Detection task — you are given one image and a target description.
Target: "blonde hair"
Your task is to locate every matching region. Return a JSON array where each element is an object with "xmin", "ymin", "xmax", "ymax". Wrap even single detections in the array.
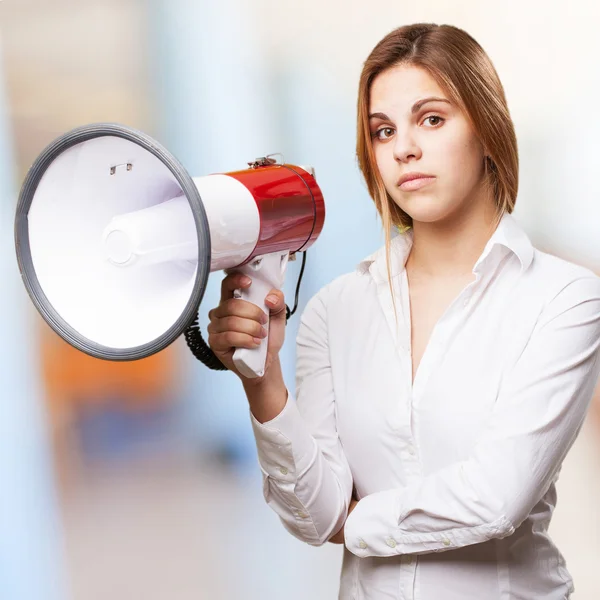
[{"xmin": 356, "ymin": 23, "xmax": 518, "ymax": 310}]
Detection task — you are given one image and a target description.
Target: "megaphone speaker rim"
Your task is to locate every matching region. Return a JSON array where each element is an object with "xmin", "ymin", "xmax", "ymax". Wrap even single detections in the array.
[{"xmin": 14, "ymin": 122, "xmax": 211, "ymax": 361}]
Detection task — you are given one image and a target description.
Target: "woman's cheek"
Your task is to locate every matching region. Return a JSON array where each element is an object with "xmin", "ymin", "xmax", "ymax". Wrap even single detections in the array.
[{"xmin": 375, "ymin": 149, "xmax": 394, "ymax": 185}]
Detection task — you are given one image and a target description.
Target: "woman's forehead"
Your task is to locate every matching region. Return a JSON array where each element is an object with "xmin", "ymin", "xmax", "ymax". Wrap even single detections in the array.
[{"xmin": 370, "ymin": 65, "xmax": 447, "ymax": 112}]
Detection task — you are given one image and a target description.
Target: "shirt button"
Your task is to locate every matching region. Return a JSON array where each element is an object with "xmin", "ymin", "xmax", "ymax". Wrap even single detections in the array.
[
  {"xmin": 358, "ymin": 539, "xmax": 368, "ymax": 549},
  {"xmin": 279, "ymin": 466, "xmax": 289, "ymax": 475},
  {"xmin": 297, "ymin": 511, "xmax": 308, "ymax": 518},
  {"xmin": 407, "ymin": 444, "xmax": 416, "ymax": 456},
  {"xmin": 405, "ymin": 555, "xmax": 413, "ymax": 565},
  {"xmin": 442, "ymin": 537, "xmax": 451, "ymax": 547},
  {"xmin": 385, "ymin": 537, "xmax": 397, "ymax": 548}
]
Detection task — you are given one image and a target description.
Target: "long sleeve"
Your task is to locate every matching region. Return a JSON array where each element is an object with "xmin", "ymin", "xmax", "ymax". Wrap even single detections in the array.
[
  {"xmin": 344, "ymin": 276, "xmax": 600, "ymax": 557},
  {"xmin": 249, "ymin": 284, "xmax": 353, "ymax": 545}
]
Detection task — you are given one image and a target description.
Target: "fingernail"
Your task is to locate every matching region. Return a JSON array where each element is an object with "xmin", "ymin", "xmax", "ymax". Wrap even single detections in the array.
[
  {"xmin": 253, "ymin": 337, "xmax": 262, "ymax": 345},
  {"xmin": 241, "ymin": 276, "xmax": 252, "ymax": 285},
  {"xmin": 266, "ymin": 294, "xmax": 278, "ymax": 305}
]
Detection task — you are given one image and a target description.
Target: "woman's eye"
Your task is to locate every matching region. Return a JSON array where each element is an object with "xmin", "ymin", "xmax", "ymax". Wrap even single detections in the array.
[
  {"xmin": 371, "ymin": 117, "xmax": 443, "ymax": 140},
  {"xmin": 373, "ymin": 127, "xmax": 394, "ymax": 140},
  {"xmin": 423, "ymin": 115, "xmax": 444, "ymax": 127}
]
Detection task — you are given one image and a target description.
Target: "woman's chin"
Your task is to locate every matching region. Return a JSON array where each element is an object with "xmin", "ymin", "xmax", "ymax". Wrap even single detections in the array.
[{"xmin": 397, "ymin": 196, "xmax": 452, "ymax": 223}]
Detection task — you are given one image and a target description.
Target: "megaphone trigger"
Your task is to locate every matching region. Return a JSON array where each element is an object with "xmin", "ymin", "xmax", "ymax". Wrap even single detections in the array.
[{"xmin": 226, "ymin": 250, "xmax": 290, "ymax": 379}]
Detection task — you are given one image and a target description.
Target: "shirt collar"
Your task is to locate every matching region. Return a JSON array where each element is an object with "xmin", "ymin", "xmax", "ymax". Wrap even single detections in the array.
[{"xmin": 356, "ymin": 212, "xmax": 534, "ymax": 281}]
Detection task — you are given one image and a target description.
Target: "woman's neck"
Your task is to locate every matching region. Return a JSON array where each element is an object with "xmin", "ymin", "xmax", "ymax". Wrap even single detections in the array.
[{"xmin": 405, "ymin": 196, "xmax": 499, "ymax": 281}]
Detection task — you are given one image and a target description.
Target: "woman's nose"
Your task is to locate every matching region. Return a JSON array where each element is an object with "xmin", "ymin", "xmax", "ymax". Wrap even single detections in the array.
[{"xmin": 393, "ymin": 131, "xmax": 422, "ymax": 163}]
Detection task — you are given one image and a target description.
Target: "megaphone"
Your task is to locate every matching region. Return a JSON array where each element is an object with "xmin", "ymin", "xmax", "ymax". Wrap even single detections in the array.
[{"xmin": 14, "ymin": 123, "xmax": 325, "ymax": 379}]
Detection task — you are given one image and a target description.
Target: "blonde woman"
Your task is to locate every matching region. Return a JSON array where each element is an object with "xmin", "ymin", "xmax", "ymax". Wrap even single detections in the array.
[{"xmin": 207, "ymin": 23, "xmax": 600, "ymax": 600}]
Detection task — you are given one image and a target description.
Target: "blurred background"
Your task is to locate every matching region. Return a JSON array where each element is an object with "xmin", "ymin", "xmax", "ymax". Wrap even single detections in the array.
[{"xmin": 1, "ymin": 1, "xmax": 600, "ymax": 599}]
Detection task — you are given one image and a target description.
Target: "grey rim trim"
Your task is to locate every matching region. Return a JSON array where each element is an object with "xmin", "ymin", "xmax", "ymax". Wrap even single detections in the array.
[{"xmin": 14, "ymin": 122, "xmax": 211, "ymax": 361}]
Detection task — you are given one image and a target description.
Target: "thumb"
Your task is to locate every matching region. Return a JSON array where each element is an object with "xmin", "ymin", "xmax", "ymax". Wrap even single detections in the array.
[{"xmin": 265, "ymin": 289, "xmax": 286, "ymax": 321}]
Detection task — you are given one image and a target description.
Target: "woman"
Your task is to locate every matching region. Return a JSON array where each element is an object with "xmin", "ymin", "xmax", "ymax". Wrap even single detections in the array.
[{"xmin": 207, "ymin": 23, "xmax": 600, "ymax": 600}]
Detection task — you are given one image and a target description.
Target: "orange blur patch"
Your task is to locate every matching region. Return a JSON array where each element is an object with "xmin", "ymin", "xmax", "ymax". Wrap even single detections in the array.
[{"xmin": 41, "ymin": 325, "xmax": 181, "ymax": 416}]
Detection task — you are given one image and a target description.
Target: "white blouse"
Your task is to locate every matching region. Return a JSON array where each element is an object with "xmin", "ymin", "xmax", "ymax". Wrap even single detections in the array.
[{"xmin": 249, "ymin": 213, "xmax": 600, "ymax": 600}]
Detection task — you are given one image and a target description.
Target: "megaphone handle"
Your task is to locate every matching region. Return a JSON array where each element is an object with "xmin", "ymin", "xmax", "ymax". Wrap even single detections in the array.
[{"xmin": 228, "ymin": 251, "xmax": 289, "ymax": 379}]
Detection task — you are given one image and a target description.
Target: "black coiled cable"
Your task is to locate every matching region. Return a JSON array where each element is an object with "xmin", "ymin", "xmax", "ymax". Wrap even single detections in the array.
[
  {"xmin": 183, "ymin": 251, "xmax": 307, "ymax": 370},
  {"xmin": 183, "ymin": 315, "xmax": 229, "ymax": 370}
]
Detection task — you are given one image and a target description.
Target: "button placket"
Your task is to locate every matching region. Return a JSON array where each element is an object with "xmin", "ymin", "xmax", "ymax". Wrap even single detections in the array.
[{"xmin": 399, "ymin": 555, "xmax": 417, "ymax": 600}]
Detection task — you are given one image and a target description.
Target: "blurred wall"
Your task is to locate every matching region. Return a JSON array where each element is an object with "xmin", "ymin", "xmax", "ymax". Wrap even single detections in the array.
[
  {"xmin": 0, "ymin": 33, "xmax": 67, "ymax": 600},
  {"xmin": 2, "ymin": 1, "xmax": 600, "ymax": 599}
]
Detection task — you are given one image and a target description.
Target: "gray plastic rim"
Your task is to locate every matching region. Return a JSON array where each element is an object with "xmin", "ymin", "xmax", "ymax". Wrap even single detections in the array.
[{"xmin": 14, "ymin": 122, "xmax": 212, "ymax": 361}]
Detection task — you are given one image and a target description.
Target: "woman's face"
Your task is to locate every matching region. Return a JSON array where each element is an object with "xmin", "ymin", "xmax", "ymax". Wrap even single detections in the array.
[{"xmin": 369, "ymin": 64, "xmax": 488, "ymax": 225}]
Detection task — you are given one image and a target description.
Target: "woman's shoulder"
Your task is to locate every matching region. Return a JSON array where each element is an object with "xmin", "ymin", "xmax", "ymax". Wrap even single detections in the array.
[
  {"xmin": 300, "ymin": 269, "xmax": 374, "ymax": 321},
  {"xmin": 315, "ymin": 267, "xmax": 374, "ymax": 299},
  {"xmin": 527, "ymin": 246, "xmax": 600, "ymax": 304},
  {"xmin": 532, "ymin": 246, "xmax": 597, "ymax": 277}
]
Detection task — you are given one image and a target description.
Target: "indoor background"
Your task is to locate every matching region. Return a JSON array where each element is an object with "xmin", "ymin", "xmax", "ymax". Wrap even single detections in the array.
[{"xmin": 1, "ymin": 1, "xmax": 600, "ymax": 599}]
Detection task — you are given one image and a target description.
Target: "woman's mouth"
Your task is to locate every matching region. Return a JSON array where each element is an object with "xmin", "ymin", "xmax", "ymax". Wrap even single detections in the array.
[{"xmin": 398, "ymin": 176, "xmax": 436, "ymax": 191}]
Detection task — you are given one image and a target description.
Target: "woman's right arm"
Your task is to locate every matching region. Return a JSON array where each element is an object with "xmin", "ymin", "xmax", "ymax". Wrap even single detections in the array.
[
  {"xmin": 208, "ymin": 273, "xmax": 354, "ymax": 546},
  {"xmin": 242, "ymin": 356, "xmax": 288, "ymax": 424}
]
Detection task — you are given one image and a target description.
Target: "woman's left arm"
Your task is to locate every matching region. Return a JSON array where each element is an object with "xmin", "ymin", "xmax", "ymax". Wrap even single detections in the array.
[{"xmin": 344, "ymin": 275, "xmax": 600, "ymax": 558}]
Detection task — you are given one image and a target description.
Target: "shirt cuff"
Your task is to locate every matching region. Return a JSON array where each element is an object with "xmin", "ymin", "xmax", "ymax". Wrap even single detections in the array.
[
  {"xmin": 344, "ymin": 489, "xmax": 402, "ymax": 557},
  {"xmin": 249, "ymin": 390, "xmax": 317, "ymax": 484}
]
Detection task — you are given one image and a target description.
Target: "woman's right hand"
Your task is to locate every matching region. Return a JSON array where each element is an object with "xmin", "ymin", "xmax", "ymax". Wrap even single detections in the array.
[{"xmin": 207, "ymin": 272, "xmax": 287, "ymax": 383}]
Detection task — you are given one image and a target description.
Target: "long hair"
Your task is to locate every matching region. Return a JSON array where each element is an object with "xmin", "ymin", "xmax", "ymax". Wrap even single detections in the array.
[{"xmin": 356, "ymin": 24, "xmax": 518, "ymax": 307}]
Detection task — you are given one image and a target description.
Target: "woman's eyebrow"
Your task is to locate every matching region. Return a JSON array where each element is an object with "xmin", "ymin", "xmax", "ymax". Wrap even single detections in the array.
[
  {"xmin": 411, "ymin": 96, "xmax": 451, "ymax": 113},
  {"xmin": 368, "ymin": 97, "xmax": 451, "ymax": 120}
]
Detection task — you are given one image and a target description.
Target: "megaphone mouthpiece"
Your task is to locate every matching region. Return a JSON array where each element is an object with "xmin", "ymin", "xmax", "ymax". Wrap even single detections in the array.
[{"xmin": 102, "ymin": 195, "xmax": 197, "ymax": 267}]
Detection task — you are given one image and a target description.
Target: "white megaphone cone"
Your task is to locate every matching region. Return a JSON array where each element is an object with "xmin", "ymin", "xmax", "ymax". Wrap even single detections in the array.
[{"xmin": 14, "ymin": 123, "xmax": 325, "ymax": 378}]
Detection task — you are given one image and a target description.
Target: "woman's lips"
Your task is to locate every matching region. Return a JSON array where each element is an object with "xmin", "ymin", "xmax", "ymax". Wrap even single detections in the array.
[{"xmin": 399, "ymin": 176, "xmax": 436, "ymax": 191}]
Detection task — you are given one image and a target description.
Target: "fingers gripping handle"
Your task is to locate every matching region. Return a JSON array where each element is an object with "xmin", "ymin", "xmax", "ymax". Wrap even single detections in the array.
[{"xmin": 229, "ymin": 251, "xmax": 289, "ymax": 379}]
